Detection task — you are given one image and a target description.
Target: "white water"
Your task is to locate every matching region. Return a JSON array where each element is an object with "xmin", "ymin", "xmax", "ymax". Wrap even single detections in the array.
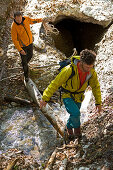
[{"xmin": 0, "ymin": 90, "xmax": 95, "ymax": 163}]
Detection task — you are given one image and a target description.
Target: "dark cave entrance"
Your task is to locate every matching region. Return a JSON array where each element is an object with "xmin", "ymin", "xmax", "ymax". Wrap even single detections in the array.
[{"xmin": 52, "ymin": 17, "xmax": 106, "ymax": 57}]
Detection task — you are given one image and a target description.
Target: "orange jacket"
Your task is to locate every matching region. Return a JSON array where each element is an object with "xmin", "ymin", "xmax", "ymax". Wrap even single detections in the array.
[{"xmin": 11, "ymin": 16, "xmax": 42, "ymax": 52}]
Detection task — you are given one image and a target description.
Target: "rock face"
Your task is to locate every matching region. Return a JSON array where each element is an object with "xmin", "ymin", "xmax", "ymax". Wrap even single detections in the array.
[
  {"xmin": 25, "ymin": 0, "xmax": 113, "ymax": 27},
  {"xmin": 96, "ymin": 23, "xmax": 113, "ymax": 101},
  {"xmin": 0, "ymin": 0, "xmax": 112, "ymax": 100},
  {"xmin": 23, "ymin": 0, "xmax": 113, "ymax": 57},
  {"xmin": 25, "ymin": 0, "xmax": 113, "ymax": 95}
]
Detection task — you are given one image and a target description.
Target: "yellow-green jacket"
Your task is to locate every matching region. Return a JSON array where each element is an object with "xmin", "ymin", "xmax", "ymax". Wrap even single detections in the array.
[
  {"xmin": 42, "ymin": 56, "xmax": 101, "ymax": 105},
  {"xmin": 11, "ymin": 16, "xmax": 42, "ymax": 52}
]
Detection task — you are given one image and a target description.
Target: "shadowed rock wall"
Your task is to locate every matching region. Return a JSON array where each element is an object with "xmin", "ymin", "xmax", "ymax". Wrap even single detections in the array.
[{"xmin": 52, "ymin": 17, "xmax": 106, "ymax": 57}]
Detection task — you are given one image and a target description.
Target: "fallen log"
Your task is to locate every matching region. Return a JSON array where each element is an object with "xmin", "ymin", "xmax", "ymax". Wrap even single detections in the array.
[
  {"xmin": 5, "ymin": 158, "xmax": 19, "ymax": 170},
  {"xmin": 45, "ymin": 148, "xmax": 57, "ymax": 170},
  {"xmin": 24, "ymin": 78, "xmax": 64, "ymax": 137},
  {"xmin": 0, "ymin": 72, "xmax": 23, "ymax": 82},
  {"xmin": 4, "ymin": 96, "xmax": 32, "ymax": 105},
  {"xmin": 29, "ymin": 63, "xmax": 59, "ymax": 69},
  {"xmin": 57, "ymin": 143, "xmax": 78, "ymax": 151}
]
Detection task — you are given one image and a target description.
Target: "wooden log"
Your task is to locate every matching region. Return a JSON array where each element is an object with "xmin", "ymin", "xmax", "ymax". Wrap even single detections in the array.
[
  {"xmin": 57, "ymin": 144, "xmax": 78, "ymax": 151},
  {"xmin": 4, "ymin": 96, "xmax": 32, "ymax": 105},
  {"xmin": 29, "ymin": 63, "xmax": 59, "ymax": 69},
  {"xmin": 5, "ymin": 158, "xmax": 18, "ymax": 170},
  {"xmin": 24, "ymin": 78, "xmax": 64, "ymax": 137},
  {"xmin": 45, "ymin": 148, "xmax": 57, "ymax": 170},
  {"xmin": 0, "ymin": 72, "xmax": 23, "ymax": 82}
]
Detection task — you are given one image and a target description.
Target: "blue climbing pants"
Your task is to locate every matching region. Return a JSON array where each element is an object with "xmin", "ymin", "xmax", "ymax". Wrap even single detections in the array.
[{"xmin": 63, "ymin": 98, "xmax": 81, "ymax": 129}]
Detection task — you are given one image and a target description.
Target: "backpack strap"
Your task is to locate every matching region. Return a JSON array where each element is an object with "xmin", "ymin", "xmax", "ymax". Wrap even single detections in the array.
[
  {"xmin": 58, "ymin": 59, "xmax": 71, "ymax": 71},
  {"xmin": 60, "ymin": 87, "xmax": 85, "ymax": 95},
  {"xmin": 65, "ymin": 65, "xmax": 75, "ymax": 89},
  {"xmin": 59, "ymin": 64, "xmax": 75, "ymax": 106}
]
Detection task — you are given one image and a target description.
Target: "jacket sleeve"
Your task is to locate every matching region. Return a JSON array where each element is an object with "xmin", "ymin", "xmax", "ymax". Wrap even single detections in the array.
[
  {"xmin": 42, "ymin": 66, "xmax": 72, "ymax": 102},
  {"xmin": 28, "ymin": 16, "xmax": 42, "ymax": 24},
  {"xmin": 89, "ymin": 71, "xmax": 102, "ymax": 105},
  {"xmin": 11, "ymin": 24, "xmax": 23, "ymax": 52}
]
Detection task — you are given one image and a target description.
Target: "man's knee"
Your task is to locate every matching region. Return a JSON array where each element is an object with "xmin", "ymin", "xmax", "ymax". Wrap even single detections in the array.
[
  {"xmin": 27, "ymin": 50, "xmax": 33, "ymax": 62},
  {"xmin": 28, "ymin": 53, "xmax": 33, "ymax": 62},
  {"xmin": 71, "ymin": 116, "xmax": 80, "ymax": 128},
  {"xmin": 70, "ymin": 108, "xmax": 80, "ymax": 117}
]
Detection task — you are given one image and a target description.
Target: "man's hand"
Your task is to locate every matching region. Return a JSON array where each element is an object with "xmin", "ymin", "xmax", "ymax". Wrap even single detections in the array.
[
  {"xmin": 96, "ymin": 105, "xmax": 101, "ymax": 113},
  {"xmin": 20, "ymin": 50, "xmax": 26, "ymax": 55},
  {"xmin": 40, "ymin": 99, "xmax": 47, "ymax": 109}
]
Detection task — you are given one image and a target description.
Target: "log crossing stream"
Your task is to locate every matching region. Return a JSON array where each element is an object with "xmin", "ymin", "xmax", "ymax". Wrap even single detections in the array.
[{"xmin": 0, "ymin": 79, "xmax": 92, "ymax": 161}]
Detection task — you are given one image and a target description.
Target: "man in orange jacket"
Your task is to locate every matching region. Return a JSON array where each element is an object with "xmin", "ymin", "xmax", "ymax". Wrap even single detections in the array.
[{"xmin": 11, "ymin": 11, "xmax": 43, "ymax": 82}]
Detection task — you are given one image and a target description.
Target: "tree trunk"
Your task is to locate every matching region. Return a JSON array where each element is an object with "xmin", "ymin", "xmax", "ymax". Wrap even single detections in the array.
[
  {"xmin": 45, "ymin": 148, "xmax": 57, "ymax": 170},
  {"xmin": 24, "ymin": 78, "xmax": 64, "ymax": 137},
  {"xmin": 6, "ymin": 158, "xmax": 18, "ymax": 170},
  {"xmin": 4, "ymin": 96, "xmax": 32, "ymax": 105}
]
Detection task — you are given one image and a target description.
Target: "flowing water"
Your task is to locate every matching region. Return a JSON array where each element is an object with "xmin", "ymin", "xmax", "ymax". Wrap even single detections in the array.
[
  {"xmin": 0, "ymin": 106, "xmax": 60, "ymax": 160},
  {"xmin": 0, "ymin": 91, "xmax": 92, "ymax": 161}
]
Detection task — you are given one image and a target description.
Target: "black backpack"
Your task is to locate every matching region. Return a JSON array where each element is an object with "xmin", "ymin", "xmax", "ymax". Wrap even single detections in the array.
[{"xmin": 58, "ymin": 59, "xmax": 75, "ymax": 88}]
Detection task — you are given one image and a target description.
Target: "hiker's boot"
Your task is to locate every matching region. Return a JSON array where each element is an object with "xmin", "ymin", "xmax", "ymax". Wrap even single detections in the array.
[
  {"xmin": 64, "ymin": 127, "xmax": 74, "ymax": 143},
  {"xmin": 74, "ymin": 127, "xmax": 82, "ymax": 140},
  {"xmin": 25, "ymin": 77, "xmax": 29, "ymax": 83},
  {"xmin": 67, "ymin": 128, "xmax": 74, "ymax": 140}
]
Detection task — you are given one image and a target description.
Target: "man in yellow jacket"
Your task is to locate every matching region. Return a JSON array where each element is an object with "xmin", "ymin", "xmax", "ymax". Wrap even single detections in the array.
[
  {"xmin": 11, "ymin": 11, "xmax": 43, "ymax": 82},
  {"xmin": 40, "ymin": 49, "xmax": 102, "ymax": 141}
]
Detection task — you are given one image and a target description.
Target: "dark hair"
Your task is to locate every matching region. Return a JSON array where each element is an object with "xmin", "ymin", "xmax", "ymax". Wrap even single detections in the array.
[
  {"xmin": 80, "ymin": 49, "xmax": 96, "ymax": 65},
  {"xmin": 14, "ymin": 11, "xmax": 22, "ymax": 18}
]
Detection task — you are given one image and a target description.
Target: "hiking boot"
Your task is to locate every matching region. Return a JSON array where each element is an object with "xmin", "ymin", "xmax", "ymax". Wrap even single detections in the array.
[
  {"xmin": 25, "ymin": 77, "xmax": 29, "ymax": 82},
  {"xmin": 64, "ymin": 126, "xmax": 74, "ymax": 144},
  {"xmin": 74, "ymin": 127, "xmax": 82, "ymax": 139},
  {"xmin": 66, "ymin": 127, "xmax": 73, "ymax": 136}
]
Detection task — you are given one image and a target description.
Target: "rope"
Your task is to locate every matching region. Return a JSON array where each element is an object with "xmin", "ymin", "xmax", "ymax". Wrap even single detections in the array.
[{"xmin": 43, "ymin": 21, "xmax": 59, "ymax": 36}]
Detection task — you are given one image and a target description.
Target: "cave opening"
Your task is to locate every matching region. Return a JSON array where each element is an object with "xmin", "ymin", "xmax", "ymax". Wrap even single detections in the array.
[{"xmin": 52, "ymin": 17, "xmax": 106, "ymax": 57}]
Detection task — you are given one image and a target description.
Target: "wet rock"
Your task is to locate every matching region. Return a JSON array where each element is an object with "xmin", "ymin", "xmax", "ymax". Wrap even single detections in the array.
[{"xmin": 33, "ymin": 37, "xmax": 45, "ymax": 50}]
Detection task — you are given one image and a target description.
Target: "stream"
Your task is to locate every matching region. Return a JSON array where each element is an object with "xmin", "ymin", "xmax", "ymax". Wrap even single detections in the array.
[{"xmin": 0, "ymin": 91, "xmax": 92, "ymax": 161}]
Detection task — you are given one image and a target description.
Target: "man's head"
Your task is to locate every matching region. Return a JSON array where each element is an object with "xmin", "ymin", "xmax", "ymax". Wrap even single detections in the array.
[
  {"xmin": 80, "ymin": 49, "xmax": 96, "ymax": 72},
  {"xmin": 14, "ymin": 11, "xmax": 22, "ymax": 24}
]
